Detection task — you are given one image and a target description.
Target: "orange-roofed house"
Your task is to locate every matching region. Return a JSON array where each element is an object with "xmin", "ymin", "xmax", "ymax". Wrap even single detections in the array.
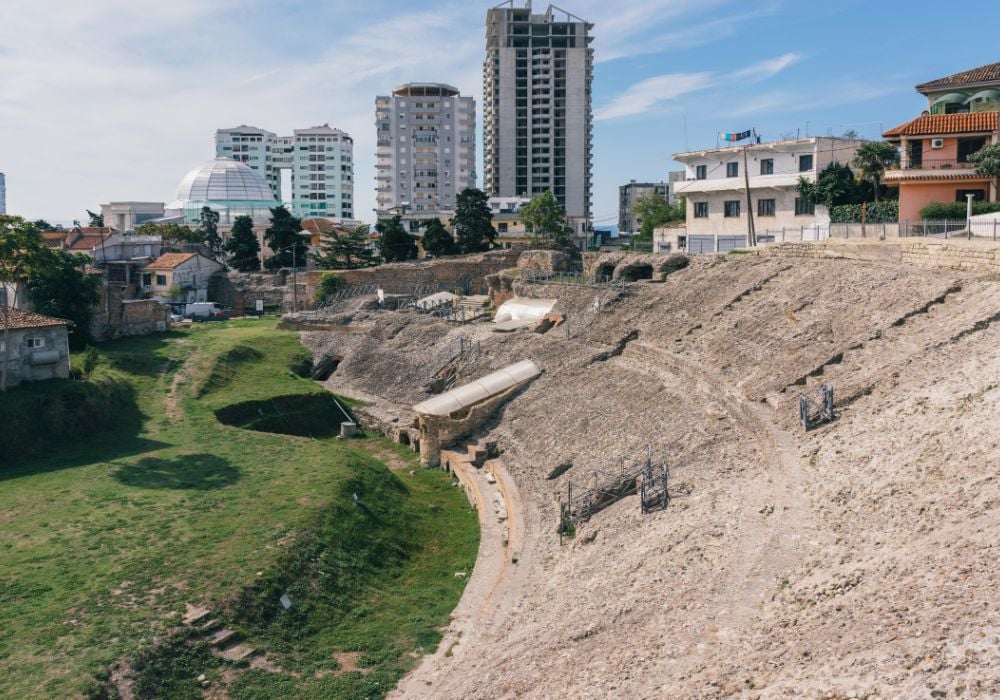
[
  {"xmin": 883, "ymin": 61, "xmax": 1000, "ymax": 222},
  {"xmin": 141, "ymin": 252, "xmax": 223, "ymax": 302}
]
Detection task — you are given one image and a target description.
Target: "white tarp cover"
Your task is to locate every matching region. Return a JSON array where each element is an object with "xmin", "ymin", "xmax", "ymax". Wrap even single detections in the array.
[
  {"xmin": 494, "ymin": 297, "xmax": 556, "ymax": 327},
  {"xmin": 412, "ymin": 359, "xmax": 542, "ymax": 417},
  {"xmin": 416, "ymin": 291, "xmax": 456, "ymax": 310}
]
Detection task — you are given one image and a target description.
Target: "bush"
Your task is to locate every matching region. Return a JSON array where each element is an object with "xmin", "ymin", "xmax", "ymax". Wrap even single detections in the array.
[
  {"xmin": 918, "ymin": 201, "xmax": 1000, "ymax": 220},
  {"xmin": 81, "ymin": 346, "xmax": 100, "ymax": 376},
  {"xmin": 829, "ymin": 202, "xmax": 899, "ymax": 223},
  {"xmin": 315, "ymin": 272, "xmax": 346, "ymax": 303}
]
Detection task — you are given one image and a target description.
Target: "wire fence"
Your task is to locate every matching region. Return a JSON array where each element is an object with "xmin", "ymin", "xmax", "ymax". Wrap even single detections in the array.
[{"xmin": 522, "ymin": 268, "xmax": 630, "ymax": 289}]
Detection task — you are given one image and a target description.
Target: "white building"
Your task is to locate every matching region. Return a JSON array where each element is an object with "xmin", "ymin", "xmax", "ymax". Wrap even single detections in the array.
[
  {"xmin": 215, "ymin": 124, "xmax": 354, "ymax": 220},
  {"xmin": 672, "ymin": 137, "xmax": 867, "ymax": 250},
  {"xmin": 375, "ymin": 83, "xmax": 476, "ymax": 224},
  {"xmin": 100, "ymin": 202, "xmax": 165, "ymax": 232},
  {"xmin": 484, "ymin": 2, "xmax": 594, "ymax": 239}
]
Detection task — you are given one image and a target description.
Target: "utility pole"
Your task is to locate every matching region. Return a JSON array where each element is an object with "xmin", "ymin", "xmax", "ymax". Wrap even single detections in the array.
[{"xmin": 742, "ymin": 145, "xmax": 756, "ymax": 246}]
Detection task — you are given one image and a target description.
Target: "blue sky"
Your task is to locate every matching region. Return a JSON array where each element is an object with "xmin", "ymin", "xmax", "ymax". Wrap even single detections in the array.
[{"xmin": 1, "ymin": 0, "xmax": 999, "ymax": 227}]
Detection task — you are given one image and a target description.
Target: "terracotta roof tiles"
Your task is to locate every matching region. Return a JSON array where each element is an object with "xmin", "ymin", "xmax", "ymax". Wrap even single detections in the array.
[
  {"xmin": 883, "ymin": 112, "xmax": 999, "ymax": 137},
  {"xmin": 144, "ymin": 253, "xmax": 196, "ymax": 270},
  {"xmin": 917, "ymin": 61, "xmax": 1000, "ymax": 91},
  {"xmin": 2, "ymin": 308, "xmax": 69, "ymax": 331}
]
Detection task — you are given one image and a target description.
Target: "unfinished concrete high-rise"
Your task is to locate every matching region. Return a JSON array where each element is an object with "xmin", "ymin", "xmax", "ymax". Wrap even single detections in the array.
[{"xmin": 484, "ymin": 1, "xmax": 594, "ymax": 238}]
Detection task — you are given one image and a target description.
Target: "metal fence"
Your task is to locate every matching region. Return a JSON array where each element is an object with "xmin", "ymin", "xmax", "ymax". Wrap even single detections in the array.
[
  {"xmin": 522, "ymin": 268, "xmax": 630, "ymax": 289},
  {"xmin": 559, "ymin": 445, "xmax": 669, "ymax": 541},
  {"xmin": 799, "ymin": 383, "xmax": 835, "ymax": 431}
]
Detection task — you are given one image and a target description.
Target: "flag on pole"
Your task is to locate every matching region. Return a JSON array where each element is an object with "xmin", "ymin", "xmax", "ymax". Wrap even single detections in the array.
[{"xmin": 720, "ymin": 129, "xmax": 752, "ymax": 143}]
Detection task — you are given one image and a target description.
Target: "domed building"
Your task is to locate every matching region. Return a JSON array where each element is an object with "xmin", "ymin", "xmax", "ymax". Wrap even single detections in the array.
[{"xmin": 165, "ymin": 157, "xmax": 277, "ymax": 225}]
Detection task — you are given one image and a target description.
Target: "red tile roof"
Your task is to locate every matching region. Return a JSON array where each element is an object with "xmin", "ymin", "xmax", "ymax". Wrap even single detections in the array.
[
  {"xmin": 144, "ymin": 253, "xmax": 196, "ymax": 270},
  {"xmin": 66, "ymin": 235, "xmax": 110, "ymax": 251},
  {"xmin": 917, "ymin": 61, "xmax": 1000, "ymax": 91},
  {"xmin": 2, "ymin": 308, "xmax": 68, "ymax": 331},
  {"xmin": 883, "ymin": 112, "xmax": 999, "ymax": 137}
]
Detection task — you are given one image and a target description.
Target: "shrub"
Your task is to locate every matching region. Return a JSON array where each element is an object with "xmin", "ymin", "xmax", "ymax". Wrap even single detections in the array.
[
  {"xmin": 829, "ymin": 201, "xmax": 899, "ymax": 223},
  {"xmin": 315, "ymin": 272, "xmax": 346, "ymax": 303},
  {"xmin": 918, "ymin": 201, "xmax": 1000, "ymax": 220}
]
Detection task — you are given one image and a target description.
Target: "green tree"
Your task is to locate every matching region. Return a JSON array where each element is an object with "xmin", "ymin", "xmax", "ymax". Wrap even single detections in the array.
[
  {"xmin": 86, "ymin": 209, "xmax": 104, "ymax": 227},
  {"xmin": 32, "ymin": 219, "xmax": 54, "ymax": 231},
  {"xmin": 451, "ymin": 188, "xmax": 496, "ymax": 253},
  {"xmin": 263, "ymin": 206, "xmax": 306, "ymax": 270},
  {"xmin": 198, "ymin": 206, "xmax": 222, "ymax": 259},
  {"xmin": 420, "ymin": 218, "xmax": 455, "ymax": 257},
  {"xmin": 26, "ymin": 249, "xmax": 101, "ymax": 350},
  {"xmin": 224, "ymin": 215, "xmax": 261, "ymax": 272},
  {"xmin": 376, "ymin": 216, "xmax": 418, "ymax": 263},
  {"xmin": 313, "ymin": 225, "xmax": 374, "ymax": 269},
  {"xmin": 315, "ymin": 272, "xmax": 346, "ymax": 304},
  {"xmin": 797, "ymin": 162, "xmax": 862, "ymax": 209},
  {"xmin": 136, "ymin": 221, "xmax": 202, "ymax": 244},
  {"xmin": 521, "ymin": 190, "xmax": 574, "ymax": 250},
  {"xmin": 632, "ymin": 191, "xmax": 685, "ymax": 239},
  {"xmin": 969, "ymin": 143, "xmax": 1000, "ymax": 202},
  {"xmin": 852, "ymin": 142, "xmax": 899, "ymax": 203},
  {"xmin": 0, "ymin": 216, "xmax": 48, "ymax": 391}
]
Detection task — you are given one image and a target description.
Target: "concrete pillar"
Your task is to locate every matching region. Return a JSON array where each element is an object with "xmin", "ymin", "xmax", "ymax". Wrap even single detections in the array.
[{"xmin": 419, "ymin": 416, "xmax": 441, "ymax": 468}]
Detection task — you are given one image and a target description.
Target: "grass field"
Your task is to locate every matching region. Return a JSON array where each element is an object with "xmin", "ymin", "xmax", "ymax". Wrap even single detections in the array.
[{"xmin": 0, "ymin": 319, "xmax": 479, "ymax": 698}]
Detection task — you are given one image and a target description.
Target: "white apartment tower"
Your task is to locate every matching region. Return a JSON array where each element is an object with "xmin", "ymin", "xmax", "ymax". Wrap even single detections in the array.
[
  {"xmin": 215, "ymin": 124, "xmax": 354, "ymax": 220},
  {"xmin": 375, "ymin": 84, "xmax": 476, "ymax": 219},
  {"xmin": 484, "ymin": 1, "xmax": 594, "ymax": 233}
]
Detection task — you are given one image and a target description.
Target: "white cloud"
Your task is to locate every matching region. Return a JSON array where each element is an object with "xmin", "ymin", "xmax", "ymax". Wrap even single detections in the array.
[
  {"xmin": 732, "ymin": 52, "xmax": 801, "ymax": 82},
  {"xmin": 595, "ymin": 72, "xmax": 713, "ymax": 120}
]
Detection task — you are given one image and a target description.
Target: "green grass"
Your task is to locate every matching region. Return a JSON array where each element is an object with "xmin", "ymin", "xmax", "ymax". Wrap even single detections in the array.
[{"xmin": 0, "ymin": 318, "xmax": 478, "ymax": 698}]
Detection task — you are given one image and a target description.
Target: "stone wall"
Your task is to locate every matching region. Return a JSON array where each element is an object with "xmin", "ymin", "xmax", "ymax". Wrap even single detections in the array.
[
  {"xmin": 582, "ymin": 252, "xmax": 690, "ymax": 281},
  {"xmin": 306, "ymin": 250, "xmax": 522, "ymax": 296},
  {"xmin": 516, "ymin": 250, "xmax": 571, "ymax": 272},
  {"xmin": 91, "ymin": 287, "xmax": 171, "ymax": 341},
  {"xmin": 210, "ymin": 271, "xmax": 295, "ymax": 314},
  {"xmin": 755, "ymin": 238, "xmax": 1000, "ymax": 274}
]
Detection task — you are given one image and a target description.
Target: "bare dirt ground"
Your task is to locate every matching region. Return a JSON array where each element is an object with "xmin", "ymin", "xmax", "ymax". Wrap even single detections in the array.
[{"xmin": 301, "ymin": 255, "xmax": 1000, "ymax": 699}]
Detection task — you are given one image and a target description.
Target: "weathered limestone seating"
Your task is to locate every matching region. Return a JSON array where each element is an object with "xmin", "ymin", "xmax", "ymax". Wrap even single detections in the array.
[{"xmin": 755, "ymin": 238, "xmax": 1000, "ymax": 275}]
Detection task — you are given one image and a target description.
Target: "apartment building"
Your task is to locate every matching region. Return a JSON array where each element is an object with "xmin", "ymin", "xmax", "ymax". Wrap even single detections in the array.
[
  {"xmin": 672, "ymin": 137, "xmax": 867, "ymax": 241},
  {"xmin": 618, "ymin": 181, "xmax": 667, "ymax": 235},
  {"xmin": 0, "ymin": 172, "xmax": 5, "ymax": 214},
  {"xmin": 484, "ymin": 1, "xmax": 593, "ymax": 238},
  {"xmin": 215, "ymin": 124, "xmax": 354, "ymax": 220},
  {"xmin": 375, "ymin": 83, "xmax": 476, "ymax": 227}
]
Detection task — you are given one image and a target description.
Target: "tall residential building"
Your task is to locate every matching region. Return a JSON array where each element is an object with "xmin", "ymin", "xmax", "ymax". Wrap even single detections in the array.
[
  {"xmin": 0, "ymin": 172, "xmax": 6, "ymax": 215},
  {"xmin": 618, "ymin": 181, "xmax": 667, "ymax": 235},
  {"xmin": 484, "ymin": 1, "xmax": 594, "ymax": 236},
  {"xmin": 375, "ymin": 83, "xmax": 476, "ymax": 223},
  {"xmin": 215, "ymin": 124, "xmax": 354, "ymax": 220}
]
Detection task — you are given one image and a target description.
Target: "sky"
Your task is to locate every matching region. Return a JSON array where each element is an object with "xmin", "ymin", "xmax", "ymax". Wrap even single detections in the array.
[{"xmin": 2, "ymin": 0, "xmax": 999, "ymax": 228}]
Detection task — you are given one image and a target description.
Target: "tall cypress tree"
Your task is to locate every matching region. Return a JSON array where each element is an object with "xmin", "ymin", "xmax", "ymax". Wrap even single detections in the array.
[
  {"xmin": 452, "ymin": 188, "xmax": 497, "ymax": 253},
  {"xmin": 263, "ymin": 206, "xmax": 306, "ymax": 270},
  {"xmin": 376, "ymin": 216, "xmax": 418, "ymax": 263},
  {"xmin": 199, "ymin": 206, "xmax": 222, "ymax": 259},
  {"xmin": 313, "ymin": 225, "xmax": 375, "ymax": 269},
  {"xmin": 224, "ymin": 215, "xmax": 261, "ymax": 272}
]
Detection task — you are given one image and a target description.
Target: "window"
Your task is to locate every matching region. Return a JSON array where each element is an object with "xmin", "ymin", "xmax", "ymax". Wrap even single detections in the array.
[
  {"xmin": 156, "ymin": 274, "xmax": 167, "ymax": 286},
  {"xmin": 693, "ymin": 202, "xmax": 709, "ymax": 218},
  {"xmin": 498, "ymin": 222, "xmax": 509, "ymax": 233},
  {"xmin": 955, "ymin": 189, "xmax": 986, "ymax": 202},
  {"xmin": 798, "ymin": 154, "xmax": 814, "ymax": 172},
  {"xmin": 957, "ymin": 137, "xmax": 987, "ymax": 163},
  {"xmin": 26, "ymin": 337, "xmax": 45, "ymax": 349},
  {"xmin": 794, "ymin": 197, "xmax": 815, "ymax": 215},
  {"xmin": 760, "ymin": 158, "xmax": 774, "ymax": 175},
  {"xmin": 726, "ymin": 162, "xmax": 739, "ymax": 178},
  {"xmin": 724, "ymin": 201, "xmax": 741, "ymax": 217},
  {"xmin": 757, "ymin": 199, "xmax": 776, "ymax": 216},
  {"xmin": 695, "ymin": 165, "xmax": 707, "ymax": 180}
]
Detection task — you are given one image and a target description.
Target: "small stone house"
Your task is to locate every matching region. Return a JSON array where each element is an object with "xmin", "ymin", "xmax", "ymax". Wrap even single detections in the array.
[
  {"xmin": 1, "ymin": 309, "xmax": 71, "ymax": 387},
  {"xmin": 142, "ymin": 252, "xmax": 224, "ymax": 303}
]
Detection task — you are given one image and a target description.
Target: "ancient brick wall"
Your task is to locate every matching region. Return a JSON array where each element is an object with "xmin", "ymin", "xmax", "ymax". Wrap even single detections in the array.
[
  {"xmin": 91, "ymin": 288, "xmax": 171, "ymax": 341},
  {"xmin": 756, "ymin": 239, "xmax": 1000, "ymax": 274}
]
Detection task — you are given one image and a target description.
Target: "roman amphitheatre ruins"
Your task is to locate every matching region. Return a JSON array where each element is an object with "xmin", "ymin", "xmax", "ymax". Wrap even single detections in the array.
[{"xmin": 287, "ymin": 238, "xmax": 1000, "ymax": 699}]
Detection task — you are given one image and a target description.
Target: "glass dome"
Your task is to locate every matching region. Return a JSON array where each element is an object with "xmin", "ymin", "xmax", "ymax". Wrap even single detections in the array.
[{"xmin": 170, "ymin": 157, "xmax": 275, "ymax": 206}]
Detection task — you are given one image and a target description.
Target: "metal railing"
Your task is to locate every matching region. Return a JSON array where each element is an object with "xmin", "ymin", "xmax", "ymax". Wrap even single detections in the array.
[
  {"xmin": 899, "ymin": 157, "xmax": 977, "ymax": 171},
  {"xmin": 799, "ymin": 383, "xmax": 835, "ymax": 431},
  {"xmin": 559, "ymin": 445, "xmax": 669, "ymax": 541},
  {"xmin": 315, "ymin": 283, "xmax": 378, "ymax": 310}
]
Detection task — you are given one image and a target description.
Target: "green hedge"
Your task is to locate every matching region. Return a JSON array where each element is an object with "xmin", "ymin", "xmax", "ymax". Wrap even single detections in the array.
[
  {"xmin": 918, "ymin": 201, "xmax": 1000, "ymax": 220},
  {"xmin": 0, "ymin": 376, "xmax": 137, "ymax": 467},
  {"xmin": 830, "ymin": 202, "xmax": 899, "ymax": 223}
]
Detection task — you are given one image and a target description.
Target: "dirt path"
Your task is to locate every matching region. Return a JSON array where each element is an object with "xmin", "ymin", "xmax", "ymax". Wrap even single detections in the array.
[
  {"xmin": 390, "ymin": 454, "xmax": 538, "ymax": 698},
  {"xmin": 621, "ymin": 342, "xmax": 819, "ymax": 647}
]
